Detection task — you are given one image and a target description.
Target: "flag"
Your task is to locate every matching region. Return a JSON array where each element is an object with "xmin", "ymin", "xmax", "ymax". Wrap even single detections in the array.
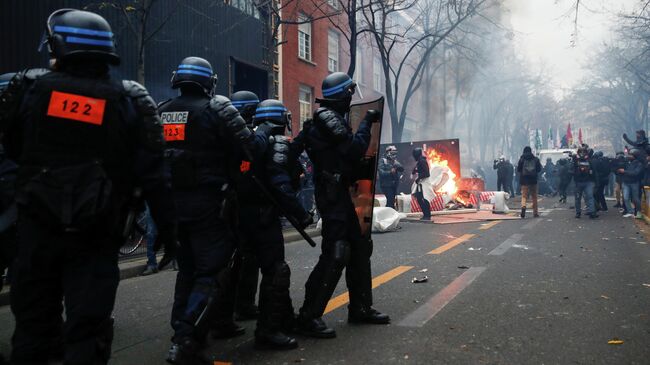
[
  {"xmin": 578, "ymin": 128, "xmax": 583, "ymax": 145},
  {"xmin": 547, "ymin": 126, "xmax": 553, "ymax": 149},
  {"xmin": 567, "ymin": 123, "xmax": 573, "ymax": 146},
  {"xmin": 535, "ymin": 129, "xmax": 542, "ymax": 150},
  {"xmin": 556, "ymin": 128, "xmax": 561, "ymax": 148}
]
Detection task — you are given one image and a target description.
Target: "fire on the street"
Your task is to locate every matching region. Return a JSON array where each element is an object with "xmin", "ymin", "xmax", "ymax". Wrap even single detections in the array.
[{"xmin": 424, "ymin": 148, "xmax": 458, "ymax": 196}]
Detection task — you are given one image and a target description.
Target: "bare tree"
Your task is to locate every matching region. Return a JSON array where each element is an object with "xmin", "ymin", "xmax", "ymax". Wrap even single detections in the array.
[
  {"xmin": 361, "ymin": 0, "xmax": 490, "ymax": 143},
  {"xmin": 85, "ymin": 0, "xmax": 179, "ymax": 85}
]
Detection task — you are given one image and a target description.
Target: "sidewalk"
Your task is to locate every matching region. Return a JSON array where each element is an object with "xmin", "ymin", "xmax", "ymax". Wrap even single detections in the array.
[{"xmin": 0, "ymin": 227, "xmax": 320, "ymax": 307}]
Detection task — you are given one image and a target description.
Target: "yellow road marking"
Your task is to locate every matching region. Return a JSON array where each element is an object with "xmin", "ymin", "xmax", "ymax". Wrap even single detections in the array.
[
  {"xmin": 214, "ymin": 362, "xmax": 232, "ymax": 365},
  {"xmin": 479, "ymin": 220, "xmax": 501, "ymax": 230},
  {"xmin": 323, "ymin": 265, "xmax": 414, "ymax": 314},
  {"xmin": 428, "ymin": 233, "xmax": 476, "ymax": 255}
]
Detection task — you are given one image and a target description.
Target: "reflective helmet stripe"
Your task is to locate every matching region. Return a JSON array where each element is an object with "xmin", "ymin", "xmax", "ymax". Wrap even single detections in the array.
[
  {"xmin": 53, "ymin": 25, "xmax": 113, "ymax": 38},
  {"xmin": 254, "ymin": 112, "xmax": 284, "ymax": 118},
  {"xmin": 322, "ymin": 78, "xmax": 353, "ymax": 96},
  {"xmin": 176, "ymin": 69, "xmax": 212, "ymax": 78},
  {"xmin": 178, "ymin": 64, "xmax": 213, "ymax": 73},
  {"xmin": 255, "ymin": 106, "xmax": 286, "ymax": 112},
  {"xmin": 65, "ymin": 36, "xmax": 114, "ymax": 47}
]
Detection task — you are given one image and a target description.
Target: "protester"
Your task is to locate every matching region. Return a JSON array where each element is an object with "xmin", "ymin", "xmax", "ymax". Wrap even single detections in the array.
[
  {"xmin": 493, "ymin": 156, "xmax": 508, "ymax": 192},
  {"xmin": 504, "ymin": 158, "xmax": 515, "ymax": 196},
  {"xmin": 516, "ymin": 146, "xmax": 542, "ymax": 218},
  {"xmin": 572, "ymin": 146, "xmax": 598, "ymax": 219},
  {"xmin": 557, "ymin": 158, "xmax": 572, "ymax": 203},
  {"xmin": 591, "ymin": 151, "xmax": 610, "ymax": 212},
  {"xmin": 541, "ymin": 158, "xmax": 557, "ymax": 196},
  {"xmin": 141, "ymin": 205, "xmax": 159, "ymax": 276},
  {"xmin": 617, "ymin": 148, "xmax": 644, "ymax": 218},
  {"xmin": 412, "ymin": 147, "xmax": 432, "ymax": 220},
  {"xmin": 612, "ymin": 151, "xmax": 626, "ymax": 208},
  {"xmin": 378, "ymin": 146, "xmax": 404, "ymax": 209}
]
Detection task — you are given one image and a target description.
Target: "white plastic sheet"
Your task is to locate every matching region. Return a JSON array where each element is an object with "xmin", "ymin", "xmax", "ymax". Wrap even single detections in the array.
[{"xmin": 372, "ymin": 207, "xmax": 405, "ymax": 232}]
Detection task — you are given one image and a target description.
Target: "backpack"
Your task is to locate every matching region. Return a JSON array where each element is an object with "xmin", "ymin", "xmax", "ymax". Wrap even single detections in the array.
[{"xmin": 522, "ymin": 158, "xmax": 537, "ymax": 177}]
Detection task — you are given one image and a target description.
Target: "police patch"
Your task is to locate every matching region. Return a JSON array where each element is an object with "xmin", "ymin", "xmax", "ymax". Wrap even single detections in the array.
[{"xmin": 160, "ymin": 111, "xmax": 188, "ymax": 141}]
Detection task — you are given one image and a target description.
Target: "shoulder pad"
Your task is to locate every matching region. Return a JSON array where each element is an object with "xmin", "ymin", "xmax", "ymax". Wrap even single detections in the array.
[
  {"xmin": 314, "ymin": 107, "xmax": 347, "ymax": 139},
  {"xmin": 209, "ymin": 95, "xmax": 233, "ymax": 113},
  {"xmin": 122, "ymin": 80, "xmax": 157, "ymax": 115}
]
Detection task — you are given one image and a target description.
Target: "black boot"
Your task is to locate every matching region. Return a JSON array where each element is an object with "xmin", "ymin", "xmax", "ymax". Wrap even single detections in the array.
[
  {"xmin": 210, "ymin": 320, "xmax": 246, "ymax": 339},
  {"xmin": 295, "ymin": 315, "xmax": 336, "ymax": 338},
  {"xmin": 254, "ymin": 327, "xmax": 298, "ymax": 350},
  {"xmin": 520, "ymin": 207, "xmax": 526, "ymax": 218},
  {"xmin": 348, "ymin": 307, "xmax": 390, "ymax": 324},
  {"xmin": 166, "ymin": 338, "xmax": 210, "ymax": 365}
]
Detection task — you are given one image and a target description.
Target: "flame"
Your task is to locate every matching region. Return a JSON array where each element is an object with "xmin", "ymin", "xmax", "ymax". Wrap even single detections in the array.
[{"xmin": 424, "ymin": 148, "xmax": 458, "ymax": 195}]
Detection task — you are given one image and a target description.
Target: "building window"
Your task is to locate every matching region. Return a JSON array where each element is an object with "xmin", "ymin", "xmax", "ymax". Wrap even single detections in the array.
[
  {"xmin": 353, "ymin": 46, "xmax": 363, "ymax": 83},
  {"xmin": 298, "ymin": 15, "xmax": 312, "ymax": 61},
  {"xmin": 229, "ymin": 0, "xmax": 260, "ymax": 19},
  {"xmin": 327, "ymin": 0, "xmax": 339, "ymax": 10},
  {"xmin": 373, "ymin": 57, "xmax": 382, "ymax": 91},
  {"xmin": 328, "ymin": 30, "xmax": 339, "ymax": 72},
  {"xmin": 299, "ymin": 85, "xmax": 313, "ymax": 127}
]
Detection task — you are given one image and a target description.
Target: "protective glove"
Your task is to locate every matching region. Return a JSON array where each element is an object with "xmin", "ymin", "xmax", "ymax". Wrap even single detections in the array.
[
  {"xmin": 364, "ymin": 109, "xmax": 381, "ymax": 124},
  {"xmin": 154, "ymin": 222, "xmax": 179, "ymax": 270}
]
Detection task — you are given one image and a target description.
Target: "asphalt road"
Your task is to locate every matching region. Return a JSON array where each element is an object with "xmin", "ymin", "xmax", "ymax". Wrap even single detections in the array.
[{"xmin": 1, "ymin": 198, "xmax": 649, "ymax": 364}]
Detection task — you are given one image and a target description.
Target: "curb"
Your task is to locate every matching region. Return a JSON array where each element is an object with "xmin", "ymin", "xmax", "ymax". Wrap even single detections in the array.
[{"xmin": 0, "ymin": 228, "xmax": 320, "ymax": 307}]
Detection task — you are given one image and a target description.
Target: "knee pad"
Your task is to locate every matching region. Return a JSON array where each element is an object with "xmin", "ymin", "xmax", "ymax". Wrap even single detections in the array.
[{"xmin": 331, "ymin": 240, "xmax": 350, "ymax": 266}]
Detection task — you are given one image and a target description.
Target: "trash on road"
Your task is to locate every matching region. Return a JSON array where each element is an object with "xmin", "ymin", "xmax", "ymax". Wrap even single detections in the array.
[
  {"xmin": 607, "ymin": 338, "xmax": 624, "ymax": 345},
  {"xmin": 642, "ymin": 283, "xmax": 650, "ymax": 288},
  {"xmin": 412, "ymin": 276, "xmax": 428, "ymax": 283},
  {"xmin": 600, "ymin": 295, "xmax": 610, "ymax": 300},
  {"xmin": 468, "ymin": 247, "xmax": 482, "ymax": 251},
  {"xmin": 602, "ymin": 238, "xmax": 610, "ymax": 241},
  {"xmin": 457, "ymin": 265, "xmax": 470, "ymax": 269},
  {"xmin": 418, "ymin": 268, "xmax": 428, "ymax": 273}
]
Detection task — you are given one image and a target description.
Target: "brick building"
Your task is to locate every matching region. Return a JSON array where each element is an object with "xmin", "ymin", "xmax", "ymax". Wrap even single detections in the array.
[{"xmin": 279, "ymin": 0, "xmax": 351, "ymax": 135}]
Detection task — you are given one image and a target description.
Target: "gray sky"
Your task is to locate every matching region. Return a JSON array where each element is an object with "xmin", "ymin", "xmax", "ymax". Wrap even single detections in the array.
[{"xmin": 505, "ymin": 0, "xmax": 639, "ymax": 99}]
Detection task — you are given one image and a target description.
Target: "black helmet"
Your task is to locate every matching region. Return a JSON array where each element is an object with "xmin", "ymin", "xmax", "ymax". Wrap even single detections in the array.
[
  {"xmin": 320, "ymin": 72, "xmax": 356, "ymax": 101},
  {"xmin": 0, "ymin": 73, "xmax": 16, "ymax": 92},
  {"xmin": 171, "ymin": 57, "xmax": 217, "ymax": 95},
  {"xmin": 594, "ymin": 151, "xmax": 603, "ymax": 158},
  {"xmin": 44, "ymin": 9, "xmax": 119, "ymax": 65},
  {"xmin": 412, "ymin": 147, "xmax": 423, "ymax": 160},
  {"xmin": 230, "ymin": 90, "xmax": 259, "ymax": 125},
  {"xmin": 629, "ymin": 148, "xmax": 642, "ymax": 159},
  {"xmin": 253, "ymin": 99, "xmax": 291, "ymax": 133},
  {"xmin": 385, "ymin": 145, "xmax": 397, "ymax": 159}
]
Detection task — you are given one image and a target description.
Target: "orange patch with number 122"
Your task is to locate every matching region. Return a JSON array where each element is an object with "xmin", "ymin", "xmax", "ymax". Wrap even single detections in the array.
[{"xmin": 47, "ymin": 91, "xmax": 106, "ymax": 125}]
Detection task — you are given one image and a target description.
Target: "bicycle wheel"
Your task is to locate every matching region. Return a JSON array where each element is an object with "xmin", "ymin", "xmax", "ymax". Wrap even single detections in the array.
[{"xmin": 119, "ymin": 212, "xmax": 148, "ymax": 255}]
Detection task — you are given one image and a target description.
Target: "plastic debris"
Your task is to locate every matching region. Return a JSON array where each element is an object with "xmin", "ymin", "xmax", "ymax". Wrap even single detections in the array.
[
  {"xmin": 602, "ymin": 238, "xmax": 610, "ymax": 241},
  {"xmin": 412, "ymin": 276, "xmax": 428, "ymax": 283},
  {"xmin": 418, "ymin": 268, "xmax": 428, "ymax": 273},
  {"xmin": 607, "ymin": 339, "xmax": 624, "ymax": 345},
  {"xmin": 457, "ymin": 265, "xmax": 470, "ymax": 269},
  {"xmin": 643, "ymin": 283, "xmax": 650, "ymax": 288},
  {"xmin": 468, "ymin": 247, "xmax": 483, "ymax": 251},
  {"xmin": 600, "ymin": 295, "xmax": 610, "ymax": 300}
]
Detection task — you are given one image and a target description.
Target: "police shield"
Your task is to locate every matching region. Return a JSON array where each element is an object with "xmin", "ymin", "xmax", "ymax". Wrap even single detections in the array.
[{"xmin": 348, "ymin": 97, "xmax": 384, "ymax": 239}]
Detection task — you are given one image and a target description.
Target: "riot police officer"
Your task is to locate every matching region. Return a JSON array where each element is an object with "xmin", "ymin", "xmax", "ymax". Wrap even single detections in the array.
[
  {"xmin": 0, "ymin": 9, "xmax": 177, "ymax": 364},
  {"xmin": 236, "ymin": 99, "xmax": 313, "ymax": 349},
  {"xmin": 159, "ymin": 57, "xmax": 270, "ymax": 364},
  {"xmin": 378, "ymin": 145, "xmax": 404, "ymax": 209},
  {"xmin": 208, "ymin": 91, "xmax": 261, "ymax": 339},
  {"xmin": 293, "ymin": 72, "xmax": 388, "ymax": 338},
  {"xmin": 0, "ymin": 72, "xmax": 17, "ymax": 297}
]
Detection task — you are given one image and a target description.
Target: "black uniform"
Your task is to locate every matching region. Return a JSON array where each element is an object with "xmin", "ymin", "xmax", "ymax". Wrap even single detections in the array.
[
  {"xmin": 159, "ymin": 86, "xmax": 269, "ymax": 354},
  {"xmin": 504, "ymin": 160, "xmax": 515, "ymax": 196},
  {"xmin": 0, "ymin": 64, "xmax": 175, "ymax": 364},
  {"xmin": 557, "ymin": 159, "xmax": 572, "ymax": 202},
  {"xmin": 238, "ymin": 116, "xmax": 311, "ymax": 349},
  {"xmin": 493, "ymin": 159, "xmax": 508, "ymax": 192},
  {"xmin": 591, "ymin": 153, "xmax": 611, "ymax": 211},
  {"xmin": 378, "ymin": 156, "xmax": 403, "ymax": 209},
  {"xmin": 413, "ymin": 150, "xmax": 431, "ymax": 219}
]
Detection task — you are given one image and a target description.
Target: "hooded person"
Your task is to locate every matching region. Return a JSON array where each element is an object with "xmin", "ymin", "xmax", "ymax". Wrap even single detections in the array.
[
  {"xmin": 516, "ymin": 146, "xmax": 542, "ymax": 218},
  {"xmin": 411, "ymin": 147, "xmax": 431, "ymax": 220}
]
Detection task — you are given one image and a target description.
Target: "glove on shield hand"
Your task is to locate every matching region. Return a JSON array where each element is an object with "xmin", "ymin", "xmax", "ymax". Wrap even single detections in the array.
[{"xmin": 364, "ymin": 109, "xmax": 381, "ymax": 123}]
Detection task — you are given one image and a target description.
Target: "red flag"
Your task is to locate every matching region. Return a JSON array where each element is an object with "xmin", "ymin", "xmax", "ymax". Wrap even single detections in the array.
[
  {"xmin": 567, "ymin": 123, "xmax": 573, "ymax": 146},
  {"xmin": 578, "ymin": 128, "xmax": 583, "ymax": 144}
]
